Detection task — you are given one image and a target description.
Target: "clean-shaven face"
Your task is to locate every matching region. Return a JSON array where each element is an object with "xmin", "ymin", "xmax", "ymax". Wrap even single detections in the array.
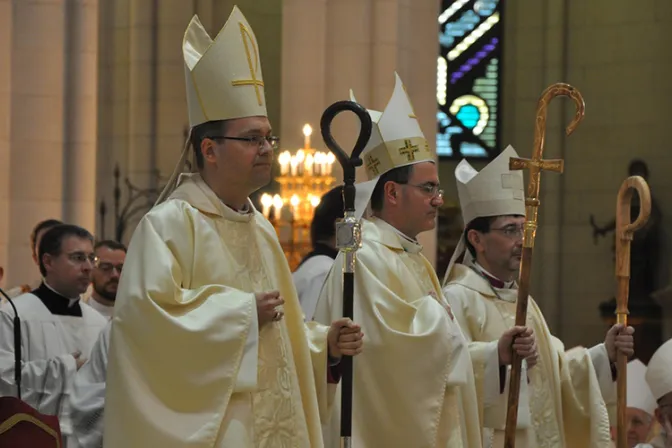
[{"xmin": 398, "ymin": 162, "xmax": 444, "ymax": 236}]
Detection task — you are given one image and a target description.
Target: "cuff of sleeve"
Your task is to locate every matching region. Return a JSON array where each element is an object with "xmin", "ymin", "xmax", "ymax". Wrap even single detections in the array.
[
  {"xmin": 483, "ymin": 340, "xmax": 503, "ymax": 406},
  {"xmin": 327, "ymin": 362, "xmax": 342, "ymax": 384}
]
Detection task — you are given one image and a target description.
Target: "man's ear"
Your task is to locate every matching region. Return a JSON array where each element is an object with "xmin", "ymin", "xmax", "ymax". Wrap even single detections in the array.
[
  {"xmin": 42, "ymin": 253, "xmax": 55, "ymax": 274},
  {"xmin": 466, "ymin": 229, "xmax": 484, "ymax": 253},
  {"xmin": 201, "ymin": 138, "xmax": 217, "ymax": 164},
  {"xmin": 383, "ymin": 181, "xmax": 399, "ymax": 205}
]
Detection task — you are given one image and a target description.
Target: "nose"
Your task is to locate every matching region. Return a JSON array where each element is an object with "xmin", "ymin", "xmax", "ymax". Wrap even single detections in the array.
[{"xmin": 431, "ymin": 195, "xmax": 444, "ymax": 207}]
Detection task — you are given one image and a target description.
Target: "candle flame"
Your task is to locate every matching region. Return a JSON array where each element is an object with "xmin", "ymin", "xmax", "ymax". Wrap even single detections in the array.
[{"xmin": 303, "ymin": 124, "xmax": 312, "ymax": 137}]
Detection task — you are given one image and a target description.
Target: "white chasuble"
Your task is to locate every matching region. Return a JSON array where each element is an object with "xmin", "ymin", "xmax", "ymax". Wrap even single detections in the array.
[
  {"xmin": 0, "ymin": 293, "xmax": 107, "ymax": 445},
  {"xmin": 103, "ymin": 173, "xmax": 332, "ymax": 448},
  {"xmin": 314, "ymin": 217, "xmax": 492, "ymax": 448},
  {"xmin": 443, "ymin": 263, "xmax": 614, "ymax": 448}
]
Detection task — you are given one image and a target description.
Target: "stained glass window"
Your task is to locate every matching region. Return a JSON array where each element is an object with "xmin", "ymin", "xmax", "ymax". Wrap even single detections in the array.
[{"xmin": 437, "ymin": 0, "xmax": 503, "ymax": 158}]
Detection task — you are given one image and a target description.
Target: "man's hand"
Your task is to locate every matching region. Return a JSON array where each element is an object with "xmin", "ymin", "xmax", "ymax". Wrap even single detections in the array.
[
  {"xmin": 605, "ymin": 323, "xmax": 635, "ymax": 363},
  {"xmin": 498, "ymin": 326, "xmax": 537, "ymax": 368},
  {"xmin": 256, "ymin": 291, "xmax": 285, "ymax": 329},
  {"xmin": 72, "ymin": 351, "xmax": 86, "ymax": 370},
  {"xmin": 327, "ymin": 318, "xmax": 364, "ymax": 360}
]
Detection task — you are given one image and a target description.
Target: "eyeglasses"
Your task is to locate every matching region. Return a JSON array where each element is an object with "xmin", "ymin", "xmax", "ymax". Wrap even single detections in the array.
[
  {"xmin": 208, "ymin": 135, "xmax": 280, "ymax": 151},
  {"xmin": 66, "ymin": 252, "xmax": 96, "ymax": 265},
  {"xmin": 490, "ymin": 224, "xmax": 524, "ymax": 239},
  {"xmin": 95, "ymin": 260, "xmax": 123, "ymax": 274},
  {"xmin": 403, "ymin": 183, "xmax": 444, "ymax": 199}
]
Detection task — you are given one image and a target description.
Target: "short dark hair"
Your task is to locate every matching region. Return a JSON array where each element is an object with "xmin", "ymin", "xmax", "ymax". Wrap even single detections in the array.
[
  {"xmin": 38, "ymin": 224, "xmax": 94, "ymax": 276},
  {"xmin": 370, "ymin": 165, "xmax": 414, "ymax": 212},
  {"xmin": 311, "ymin": 186, "xmax": 344, "ymax": 246},
  {"xmin": 31, "ymin": 219, "xmax": 63, "ymax": 252},
  {"xmin": 190, "ymin": 120, "xmax": 229, "ymax": 169},
  {"xmin": 464, "ymin": 216, "xmax": 496, "ymax": 258},
  {"xmin": 94, "ymin": 240, "xmax": 127, "ymax": 253}
]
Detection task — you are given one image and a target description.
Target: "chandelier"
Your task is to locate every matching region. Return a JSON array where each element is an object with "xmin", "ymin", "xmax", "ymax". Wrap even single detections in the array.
[{"xmin": 261, "ymin": 124, "xmax": 337, "ymax": 270}]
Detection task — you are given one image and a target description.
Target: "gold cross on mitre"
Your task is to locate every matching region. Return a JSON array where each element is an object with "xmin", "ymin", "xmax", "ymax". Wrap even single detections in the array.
[
  {"xmin": 398, "ymin": 139, "xmax": 420, "ymax": 161},
  {"xmin": 231, "ymin": 22, "xmax": 265, "ymax": 106},
  {"xmin": 366, "ymin": 154, "xmax": 382, "ymax": 176}
]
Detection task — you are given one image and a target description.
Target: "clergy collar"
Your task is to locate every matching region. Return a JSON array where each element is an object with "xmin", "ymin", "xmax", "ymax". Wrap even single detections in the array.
[
  {"xmin": 470, "ymin": 261, "xmax": 516, "ymax": 289},
  {"xmin": 32, "ymin": 282, "xmax": 83, "ymax": 317},
  {"xmin": 171, "ymin": 173, "xmax": 257, "ymax": 222},
  {"xmin": 368, "ymin": 217, "xmax": 423, "ymax": 254}
]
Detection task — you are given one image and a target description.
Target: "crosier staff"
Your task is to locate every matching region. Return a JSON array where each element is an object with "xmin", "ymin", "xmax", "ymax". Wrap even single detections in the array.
[
  {"xmin": 614, "ymin": 176, "xmax": 650, "ymax": 448},
  {"xmin": 504, "ymin": 83, "xmax": 585, "ymax": 448},
  {"xmin": 320, "ymin": 101, "xmax": 373, "ymax": 448}
]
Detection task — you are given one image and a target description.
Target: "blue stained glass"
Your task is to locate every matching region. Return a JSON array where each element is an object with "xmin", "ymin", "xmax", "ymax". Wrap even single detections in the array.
[
  {"xmin": 474, "ymin": 0, "xmax": 498, "ymax": 16},
  {"xmin": 440, "ymin": 10, "xmax": 480, "ymax": 48},
  {"xmin": 456, "ymin": 105, "xmax": 480, "ymax": 129},
  {"xmin": 461, "ymin": 143, "xmax": 488, "ymax": 157},
  {"xmin": 438, "ymin": 0, "xmax": 502, "ymax": 159}
]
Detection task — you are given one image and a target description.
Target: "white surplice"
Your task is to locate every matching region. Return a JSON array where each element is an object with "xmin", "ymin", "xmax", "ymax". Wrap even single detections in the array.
[
  {"xmin": 293, "ymin": 255, "xmax": 334, "ymax": 322},
  {"xmin": 84, "ymin": 297, "xmax": 113, "ymax": 320},
  {"xmin": 0, "ymin": 293, "xmax": 107, "ymax": 446},
  {"xmin": 68, "ymin": 321, "xmax": 111, "ymax": 448}
]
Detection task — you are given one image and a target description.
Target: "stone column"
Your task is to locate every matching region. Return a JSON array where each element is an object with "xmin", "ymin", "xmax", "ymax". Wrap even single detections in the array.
[
  {"xmin": 0, "ymin": 0, "xmax": 11, "ymax": 283},
  {"xmin": 8, "ymin": 0, "xmax": 67, "ymax": 286},
  {"xmin": 63, "ymin": 0, "xmax": 99, "ymax": 233},
  {"xmin": 281, "ymin": 0, "xmax": 328, "ymax": 152}
]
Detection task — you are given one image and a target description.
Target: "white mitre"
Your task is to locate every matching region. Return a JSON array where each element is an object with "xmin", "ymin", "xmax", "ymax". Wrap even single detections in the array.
[
  {"xmin": 350, "ymin": 72, "xmax": 435, "ymax": 217},
  {"xmin": 646, "ymin": 338, "xmax": 672, "ymax": 401},
  {"xmin": 442, "ymin": 146, "xmax": 525, "ymax": 285},
  {"xmin": 627, "ymin": 359, "xmax": 658, "ymax": 415},
  {"xmin": 157, "ymin": 6, "xmax": 267, "ymax": 204}
]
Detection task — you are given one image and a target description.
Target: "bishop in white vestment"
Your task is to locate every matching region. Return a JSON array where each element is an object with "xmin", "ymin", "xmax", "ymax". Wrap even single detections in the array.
[
  {"xmin": 0, "ymin": 225, "xmax": 107, "ymax": 447},
  {"xmin": 442, "ymin": 147, "xmax": 635, "ymax": 448},
  {"xmin": 103, "ymin": 7, "xmax": 363, "ymax": 447},
  {"xmin": 636, "ymin": 339, "xmax": 672, "ymax": 448},
  {"xmin": 315, "ymin": 74, "xmax": 536, "ymax": 447}
]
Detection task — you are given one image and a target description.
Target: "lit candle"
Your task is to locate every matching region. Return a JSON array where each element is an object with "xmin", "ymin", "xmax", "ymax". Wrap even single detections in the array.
[
  {"xmin": 320, "ymin": 152, "xmax": 327, "ymax": 175},
  {"xmin": 290, "ymin": 194, "xmax": 300, "ymax": 219},
  {"xmin": 303, "ymin": 124, "xmax": 312, "ymax": 150},
  {"xmin": 260, "ymin": 193, "xmax": 273, "ymax": 218},
  {"xmin": 272, "ymin": 194, "xmax": 283, "ymax": 220},
  {"xmin": 310, "ymin": 195, "xmax": 320, "ymax": 208},
  {"xmin": 326, "ymin": 152, "xmax": 335, "ymax": 175},
  {"xmin": 305, "ymin": 153, "xmax": 314, "ymax": 175},
  {"xmin": 279, "ymin": 151, "xmax": 290, "ymax": 175},
  {"xmin": 314, "ymin": 153, "xmax": 323, "ymax": 175},
  {"xmin": 290, "ymin": 156, "xmax": 298, "ymax": 176},
  {"xmin": 296, "ymin": 150, "xmax": 305, "ymax": 176}
]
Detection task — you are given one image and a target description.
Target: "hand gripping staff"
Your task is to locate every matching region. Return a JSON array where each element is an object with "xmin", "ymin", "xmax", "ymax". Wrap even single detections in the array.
[
  {"xmin": 614, "ymin": 176, "xmax": 650, "ymax": 448},
  {"xmin": 503, "ymin": 83, "xmax": 585, "ymax": 448},
  {"xmin": 320, "ymin": 100, "xmax": 373, "ymax": 448}
]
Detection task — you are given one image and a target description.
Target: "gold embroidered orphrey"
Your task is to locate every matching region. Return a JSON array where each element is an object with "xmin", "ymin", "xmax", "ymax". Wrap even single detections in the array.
[
  {"xmin": 366, "ymin": 154, "xmax": 382, "ymax": 176},
  {"xmin": 231, "ymin": 22, "xmax": 265, "ymax": 106},
  {"xmin": 399, "ymin": 139, "xmax": 420, "ymax": 162}
]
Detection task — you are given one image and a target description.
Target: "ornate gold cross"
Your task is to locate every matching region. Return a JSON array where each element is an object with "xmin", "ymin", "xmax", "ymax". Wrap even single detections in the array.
[
  {"xmin": 366, "ymin": 155, "xmax": 381, "ymax": 176},
  {"xmin": 231, "ymin": 22, "xmax": 265, "ymax": 106},
  {"xmin": 398, "ymin": 139, "xmax": 419, "ymax": 161}
]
